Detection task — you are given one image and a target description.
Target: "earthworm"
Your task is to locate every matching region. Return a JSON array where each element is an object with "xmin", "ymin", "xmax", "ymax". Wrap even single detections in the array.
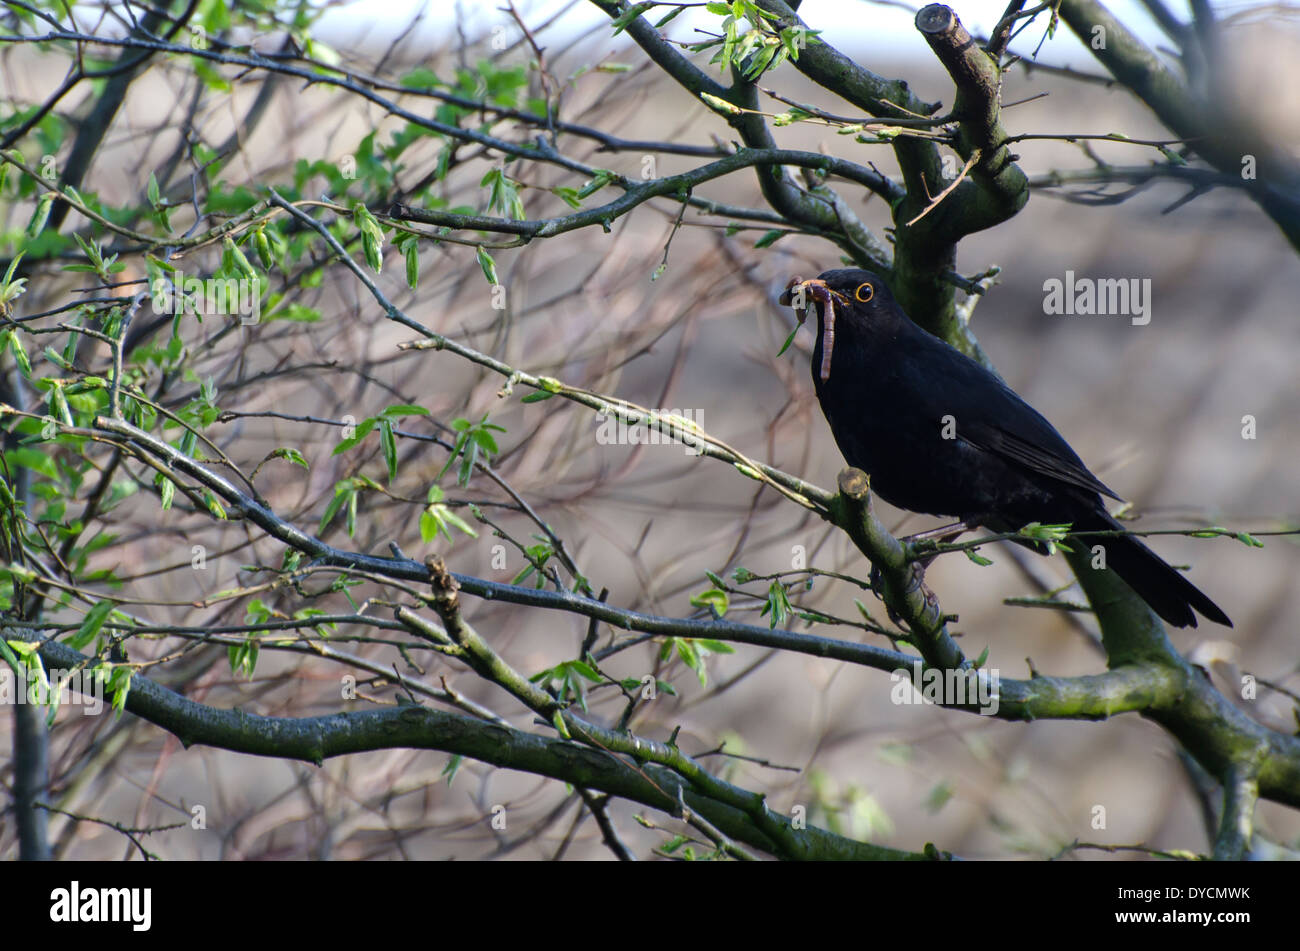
[{"xmin": 779, "ymin": 277, "xmax": 840, "ymax": 383}]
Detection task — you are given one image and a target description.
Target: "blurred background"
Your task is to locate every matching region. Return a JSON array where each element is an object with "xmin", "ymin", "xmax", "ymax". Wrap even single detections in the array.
[{"xmin": 1, "ymin": 0, "xmax": 1297, "ymax": 859}]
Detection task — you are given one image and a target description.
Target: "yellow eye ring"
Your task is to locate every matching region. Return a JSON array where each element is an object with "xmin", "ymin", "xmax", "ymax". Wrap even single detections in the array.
[{"xmin": 855, "ymin": 283, "xmax": 874, "ymax": 302}]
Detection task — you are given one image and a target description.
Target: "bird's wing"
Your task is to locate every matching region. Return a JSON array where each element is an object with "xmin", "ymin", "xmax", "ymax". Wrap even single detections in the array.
[
  {"xmin": 892, "ymin": 316, "xmax": 1124, "ymax": 503},
  {"xmin": 964, "ymin": 419, "xmax": 1122, "ymax": 502}
]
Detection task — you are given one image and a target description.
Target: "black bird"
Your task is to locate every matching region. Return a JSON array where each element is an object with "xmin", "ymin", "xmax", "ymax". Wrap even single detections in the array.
[{"xmin": 780, "ymin": 267, "xmax": 1230, "ymax": 628}]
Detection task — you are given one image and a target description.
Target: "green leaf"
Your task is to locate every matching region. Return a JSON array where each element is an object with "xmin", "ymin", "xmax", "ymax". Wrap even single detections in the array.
[
  {"xmin": 421, "ymin": 484, "xmax": 478, "ymax": 543},
  {"xmin": 400, "ymin": 66, "xmax": 441, "ymax": 89},
  {"xmin": 480, "ymin": 166, "xmax": 525, "ymax": 220},
  {"xmin": 772, "ymin": 106, "xmax": 812, "ymax": 127},
  {"xmin": 458, "ymin": 441, "xmax": 478, "ymax": 487},
  {"xmin": 66, "ymin": 599, "xmax": 114, "ymax": 650},
  {"xmin": 228, "ymin": 635, "xmax": 259, "ymax": 679},
  {"xmin": 361, "ymin": 229, "xmax": 382, "ymax": 273},
  {"xmin": 264, "ymin": 303, "xmax": 321, "ymax": 323},
  {"xmin": 611, "ymin": 1, "xmax": 657, "ymax": 34},
  {"xmin": 419, "ymin": 509, "xmax": 440, "ymax": 543},
  {"xmin": 775, "ymin": 325, "xmax": 800, "ymax": 357},
  {"xmin": 442, "ymin": 754, "xmax": 463, "ymax": 785},
  {"xmin": 255, "ymin": 228, "xmax": 273, "ymax": 269},
  {"xmin": 333, "ymin": 416, "xmax": 378, "ymax": 454},
  {"xmin": 677, "ymin": 638, "xmax": 701, "ymax": 674},
  {"xmin": 195, "ymin": 60, "xmax": 232, "ymax": 91},
  {"xmin": 475, "ymin": 246, "xmax": 498, "ymax": 285},
  {"xmin": 319, "ymin": 482, "xmax": 354, "ymax": 533},
  {"xmin": 268, "ymin": 447, "xmax": 309, "ymax": 469},
  {"xmin": 204, "ymin": 490, "xmax": 226, "ymax": 520},
  {"xmin": 25, "ymin": 192, "xmax": 53, "ymax": 238},
  {"xmin": 743, "ymin": 43, "xmax": 778, "ymax": 80},
  {"xmin": 1017, "ymin": 521, "xmax": 1073, "ymax": 554},
  {"xmin": 700, "ymin": 92, "xmax": 742, "ymax": 115},
  {"xmin": 6, "ymin": 639, "xmax": 39, "ymax": 658},
  {"xmin": 380, "ymin": 404, "xmax": 429, "ymax": 418},
  {"xmin": 437, "ymin": 414, "xmax": 502, "ymax": 487},
  {"xmin": 353, "ymin": 203, "xmax": 385, "ymax": 273},
  {"xmin": 5, "ymin": 329, "xmax": 32, "ymax": 377},
  {"xmin": 760, "ymin": 579, "xmax": 791, "ymax": 628},
  {"xmin": 964, "ymin": 548, "xmax": 993, "ymax": 567},
  {"xmin": 379, "ymin": 418, "xmax": 397, "ymax": 481},
  {"xmin": 108, "ymin": 666, "xmax": 131, "ymax": 718},
  {"xmin": 655, "ymin": 6, "xmax": 685, "ymax": 27},
  {"xmin": 695, "ymin": 638, "xmax": 734, "ymax": 654},
  {"xmin": 690, "ymin": 587, "xmax": 729, "ymax": 617},
  {"xmin": 926, "ymin": 781, "xmax": 954, "ymax": 814},
  {"xmin": 1, "ymin": 251, "xmax": 29, "ymax": 309},
  {"xmin": 0, "ymin": 637, "xmax": 21, "ymax": 676},
  {"xmin": 4, "ymin": 446, "xmax": 56, "ymax": 478},
  {"xmin": 222, "ymin": 235, "xmax": 257, "ymax": 283},
  {"xmin": 156, "ymin": 473, "xmax": 176, "ymax": 510},
  {"xmin": 440, "ymin": 509, "xmax": 478, "ymax": 538},
  {"xmin": 796, "ymin": 609, "xmax": 833, "ymax": 624},
  {"xmin": 568, "ymin": 660, "xmax": 602, "ymax": 682},
  {"xmin": 550, "ymin": 186, "xmax": 581, "ymax": 209},
  {"xmin": 403, "ymin": 236, "xmax": 419, "ymax": 289},
  {"xmin": 576, "ymin": 170, "xmax": 614, "ymax": 199}
]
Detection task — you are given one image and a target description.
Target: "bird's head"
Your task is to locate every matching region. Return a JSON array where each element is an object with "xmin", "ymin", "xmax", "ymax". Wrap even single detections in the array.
[{"xmin": 779, "ymin": 268, "xmax": 893, "ymax": 382}]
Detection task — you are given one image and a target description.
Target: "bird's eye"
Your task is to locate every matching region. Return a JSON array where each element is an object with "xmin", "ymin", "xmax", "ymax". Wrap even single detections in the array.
[{"xmin": 855, "ymin": 283, "xmax": 874, "ymax": 302}]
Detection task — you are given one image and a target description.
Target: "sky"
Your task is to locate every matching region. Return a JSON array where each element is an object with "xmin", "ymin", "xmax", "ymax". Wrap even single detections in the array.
[{"xmin": 311, "ymin": 0, "xmax": 1220, "ymax": 70}]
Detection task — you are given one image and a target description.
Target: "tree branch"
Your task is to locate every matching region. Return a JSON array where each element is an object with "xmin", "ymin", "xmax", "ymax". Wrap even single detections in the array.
[
  {"xmin": 8, "ymin": 626, "xmax": 935, "ymax": 861},
  {"xmin": 1057, "ymin": 0, "xmax": 1300, "ymax": 251},
  {"xmin": 1212, "ymin": 764, "xmax": 1258, "ymax": 860}
]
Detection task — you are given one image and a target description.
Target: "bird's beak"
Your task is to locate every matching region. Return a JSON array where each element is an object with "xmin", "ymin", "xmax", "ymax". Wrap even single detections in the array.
[
  {"xmin": 779, "ymin": 277, "xmax": 826, "ymax": 319},
  {"xmin": 779, "ymin": 277, "xmax": 841, "ymax": 382},
  {"xmin": 778, "ymin": 277, "xmax": 803, "ymax": 309}
]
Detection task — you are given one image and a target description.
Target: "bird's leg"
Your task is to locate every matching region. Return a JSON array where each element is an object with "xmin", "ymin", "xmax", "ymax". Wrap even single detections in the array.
[
  {"xmin": 870, "ymin": 560, "xmax": 948, "ymax": 630},
  {"xmin": 872, "ymin": 522, "xmax": 969, "ymax": 594},
  {"xmin": 903, "ymin": 520, "xmax": 980, "ymax": 576},
  {"xmin": 901, "ymin": 520, "xmax": 977, "ymax": 547}
]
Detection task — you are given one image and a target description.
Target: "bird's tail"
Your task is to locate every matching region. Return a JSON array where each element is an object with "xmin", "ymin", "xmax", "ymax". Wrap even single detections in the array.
[{"xmin": 1075, "ymin": 509, "xmax": 1231, "ymax": 628}]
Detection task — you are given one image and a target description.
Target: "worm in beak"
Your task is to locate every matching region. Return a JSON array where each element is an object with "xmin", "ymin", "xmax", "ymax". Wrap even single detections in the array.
[{"xmin": 780, "ymin": 277, "xmax": 846, "ymax": 382}]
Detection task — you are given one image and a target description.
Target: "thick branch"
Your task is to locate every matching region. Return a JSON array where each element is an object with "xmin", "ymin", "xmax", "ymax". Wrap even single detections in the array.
[
  {"xmin": 9, "ymin": 627, "xmax": 932, "ymax": 861},
  {"xmin": 1064, "ymin": 547, "xmax": 1300, "ymax": 813},
  {"xmin": 913, "ymin": 4, "xmax": 1028, "ymax": 229},
  {"xmin": 1057, "ymin": 0, "xmax": 1300, "ymax": 250},
  {"xmin": 830, "ymin": 468, "xmax": 966, "ymax": 670},
  {"xmin": 1211, "ymin": 765, "xmax": 1258, "ymax": 860},
  {"xmin": 389, "ymin": 147, "xmax": 898, "ymax": 238},
  {"xmin": 587, "ymin": 0, "xmax": 894, "ymax": 268}
]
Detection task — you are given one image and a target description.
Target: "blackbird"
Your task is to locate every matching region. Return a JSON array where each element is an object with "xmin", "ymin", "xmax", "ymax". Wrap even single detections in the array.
[{"xmin": 780, "ymin": 267, "xmax": 1230, "ymax": 628}]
